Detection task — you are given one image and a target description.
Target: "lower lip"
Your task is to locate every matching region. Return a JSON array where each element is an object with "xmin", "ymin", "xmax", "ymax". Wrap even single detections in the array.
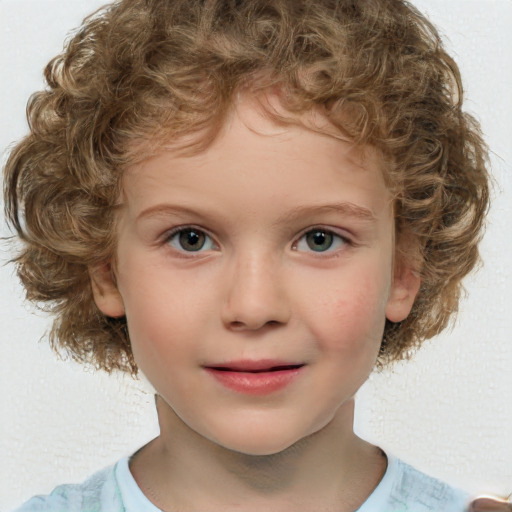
[{"xmin": 204, "ymin": 367, "xmax": 304, "ymax": 396}]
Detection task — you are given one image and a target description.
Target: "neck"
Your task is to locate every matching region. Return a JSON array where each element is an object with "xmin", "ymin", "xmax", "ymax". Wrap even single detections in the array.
[{"xmin": 129, "ymin": 397, "xmax": 386, "ymax": 512}]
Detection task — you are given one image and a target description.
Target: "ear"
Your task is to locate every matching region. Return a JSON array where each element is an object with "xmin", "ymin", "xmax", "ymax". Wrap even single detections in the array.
[
  {"xmin": 385, "ymin": 259, "xmax": 421, "ymax": 323},
  {"xmin": 89, "ymin": 263, "xmax": 125, "ymax": 318}
]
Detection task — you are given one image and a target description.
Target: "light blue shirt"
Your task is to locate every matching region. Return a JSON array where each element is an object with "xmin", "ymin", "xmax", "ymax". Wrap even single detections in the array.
[{"xmin": 14, "ymin": 453, "xmax": 470, "ymax": 511}]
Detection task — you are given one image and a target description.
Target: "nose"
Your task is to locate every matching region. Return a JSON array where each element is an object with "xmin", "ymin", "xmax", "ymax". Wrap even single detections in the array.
[{"xmin": 221, "ymin": 251, "xmax": 291, "ymax": 331}]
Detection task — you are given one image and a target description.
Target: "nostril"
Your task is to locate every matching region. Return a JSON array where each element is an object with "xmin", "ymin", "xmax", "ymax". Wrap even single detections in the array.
[{"xmin": 228, "ymin": 319, "xmax": 283, "ymax": 331}]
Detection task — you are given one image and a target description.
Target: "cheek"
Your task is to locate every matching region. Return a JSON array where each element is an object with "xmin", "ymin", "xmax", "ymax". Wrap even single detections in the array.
[
  {"xmin": 301, "ymin": 270, "xmax": 390, "ymax": 355},
  {"xmin": 116, "ymin": 266, "xmax": 195, "ymax": 358}
]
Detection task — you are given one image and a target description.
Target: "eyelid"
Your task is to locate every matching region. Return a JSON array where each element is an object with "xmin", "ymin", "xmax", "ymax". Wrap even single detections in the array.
[
  {"xmin": 163, "ymin": 225, "xmax": 219, "ymax": 252},
  {"xmin": 293, "ymin": 225, "xmax": 353, "ymax": 242},
  {"xmin": 159, "ymin": 224, "xmax": 353, "ymax": 253},
  {"xmin": 292, "ymin": 226, "xmax": 353, "ymax": 252}
]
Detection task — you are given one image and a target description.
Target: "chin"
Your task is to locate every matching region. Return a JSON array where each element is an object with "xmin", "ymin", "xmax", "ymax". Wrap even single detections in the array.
[
  {"xmin": 225, "ymin": 438, "xmax": 298, "ymax": 457},
  {"xmin": 199, "ymin": 407, "xmax": 337, "ymax": 458},
  {"xmin": 208, "ymin": 423, "xmax": 316, "ymax": 457},
  {"xmin": 240, "ymin": 441, "xmax": 295, "ymax": 457}
]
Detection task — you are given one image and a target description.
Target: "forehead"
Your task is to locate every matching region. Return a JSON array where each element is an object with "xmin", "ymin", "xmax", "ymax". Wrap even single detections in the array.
[
  {"xmin": 120, "ymin": 97, "xmax": 392, "ymax": 225},
  {"xmin": 126, "ymin": 90, "xmax": 388, "ymax": 171}
]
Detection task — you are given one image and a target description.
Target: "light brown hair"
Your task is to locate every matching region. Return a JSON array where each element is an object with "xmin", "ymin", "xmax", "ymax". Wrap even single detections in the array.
[{"xmin": 3, "ymin": 0, "xmax": 489, "ymax": 373}]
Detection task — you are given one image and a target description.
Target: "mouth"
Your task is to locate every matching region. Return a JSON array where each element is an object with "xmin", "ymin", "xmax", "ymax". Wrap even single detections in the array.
[
  {"xmin": 206, "ymin": 362, "xmax": 305, "ymax": 373},
  {"xmin": 203, "ymin": 360, "xmax": 305, "ymax": 395}
]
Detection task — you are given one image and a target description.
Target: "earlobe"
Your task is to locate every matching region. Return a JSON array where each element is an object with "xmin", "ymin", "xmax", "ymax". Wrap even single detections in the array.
[
  {"xmin": 385, "ymin": 263, "xmax": 421, "ymax": 323},
  {"xmin": 89, "ymin": 263, "xmax": 125, "ymax": 318}
]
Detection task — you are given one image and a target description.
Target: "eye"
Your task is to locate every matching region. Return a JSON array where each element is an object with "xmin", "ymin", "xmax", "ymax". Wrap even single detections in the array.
[
  {"xmin": 294, "ymin": 229, "xmax": 347, "ymax": 253},
  {"xmin": 167, "ymin": 228, "xmax": 216, "ymax": 252}
]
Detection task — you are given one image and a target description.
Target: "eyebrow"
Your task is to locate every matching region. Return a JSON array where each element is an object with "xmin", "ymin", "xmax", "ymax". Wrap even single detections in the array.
[
  {"xmin": 273, "ymin": 202, "xmax": 377, "ymax": 225},
  {"xmin": 136, "ymin": 204, "xmax": 207, "ymax": 223},
  {"xmin": 136, "ymin": 202, "xmax": 377, "ymax": 225}
]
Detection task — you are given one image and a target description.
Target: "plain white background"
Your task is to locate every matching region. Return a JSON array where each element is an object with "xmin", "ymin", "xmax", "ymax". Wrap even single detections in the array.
[{"xmin": 1, "ymin": 0, "xmax": 511, "ymax": 510}]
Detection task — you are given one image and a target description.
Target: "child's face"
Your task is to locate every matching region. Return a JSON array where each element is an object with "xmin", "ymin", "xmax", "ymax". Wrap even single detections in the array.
[{"xmin": 92, "ymin": 99, "xmax": 419, "ymax": 455}]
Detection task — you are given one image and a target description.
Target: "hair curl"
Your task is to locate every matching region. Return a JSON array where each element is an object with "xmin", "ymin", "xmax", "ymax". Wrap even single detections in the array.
[{"xmin": 3, "ymin": 0, "xmax": 489, "ymax": 373}]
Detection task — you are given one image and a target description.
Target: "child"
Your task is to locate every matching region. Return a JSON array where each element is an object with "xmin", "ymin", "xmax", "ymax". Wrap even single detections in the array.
[{"xmin": 2, "ymin": 0, "xmax": 506, "ymax": 510}]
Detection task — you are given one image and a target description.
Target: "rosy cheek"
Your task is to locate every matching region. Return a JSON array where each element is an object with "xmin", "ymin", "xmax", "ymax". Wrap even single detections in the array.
[{"xmin": 308, "ymin": 285, "xmax": 387, "ymax": 353}]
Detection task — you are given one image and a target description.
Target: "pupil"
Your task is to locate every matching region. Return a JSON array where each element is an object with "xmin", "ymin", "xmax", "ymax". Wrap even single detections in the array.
[
  {"xmin": 307, "ymin": 231, "xmax": 333, "ymax": 252},
  {"xmin": 179, "ymin": 229, "xmax": 205, "ymax": 251}
]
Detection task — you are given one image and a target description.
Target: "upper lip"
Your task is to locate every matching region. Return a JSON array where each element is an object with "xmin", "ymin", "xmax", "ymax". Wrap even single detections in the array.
[{"xmin": 204, "ymin": 360, "xmax": 305, "ymax": 373}]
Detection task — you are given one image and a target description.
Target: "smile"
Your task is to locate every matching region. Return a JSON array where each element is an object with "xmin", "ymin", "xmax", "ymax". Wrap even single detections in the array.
[{"xmin": 203, "ymin": 360, "xmax": 305, "ymax": 396}]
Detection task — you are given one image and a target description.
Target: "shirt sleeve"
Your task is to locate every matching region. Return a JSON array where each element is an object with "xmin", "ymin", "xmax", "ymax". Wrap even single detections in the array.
[{"xmin": 11, "ymin": 464, "xmax": 123, "ymax": 512}]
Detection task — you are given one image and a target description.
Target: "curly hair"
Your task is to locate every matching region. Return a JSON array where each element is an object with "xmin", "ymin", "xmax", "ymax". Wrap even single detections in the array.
[{"xmin": 3, "ymin": 0, "xmax": 489, "ymax": 373}]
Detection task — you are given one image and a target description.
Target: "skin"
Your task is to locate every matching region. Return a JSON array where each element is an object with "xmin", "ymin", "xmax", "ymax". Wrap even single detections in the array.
[
  {"xmin": 90, "ymin": 99, "xmax": 420, "ymax": 512},
  {"xmin": 469, "ymin": 498, "xmax": 512, "ymax": 512}
]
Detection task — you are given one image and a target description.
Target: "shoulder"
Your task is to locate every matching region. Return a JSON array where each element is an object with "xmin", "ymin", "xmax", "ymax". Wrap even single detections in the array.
[
  {"xmin": 360, "ymin": 454, "xmax": 470, "ymax": 512},
  {"xmin": 391, "ymin": 457, "xmax": 469, "ymax": 511},
  {"xmin": 12, "ymin": 462, "xmax": 122, "ymax": 512}
]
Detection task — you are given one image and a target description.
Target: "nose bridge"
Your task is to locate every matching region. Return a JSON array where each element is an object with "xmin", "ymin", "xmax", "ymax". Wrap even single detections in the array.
[{"xmin": 221, "ymin": 246, "xmax": 290, "ymax": 330}]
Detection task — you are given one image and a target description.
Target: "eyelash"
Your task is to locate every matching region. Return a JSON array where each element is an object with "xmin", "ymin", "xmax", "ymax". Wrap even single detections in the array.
[
  {"xmin": 292, "ymin": 227, "xmax": 351, "ymax": 255},
  {"xmin": 164, "ymin": 226, "xmax": 217, "ymax": 254},
  {"xmin": 162, "ymin": 226, "xmax": 352, "ymax": 255}
]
